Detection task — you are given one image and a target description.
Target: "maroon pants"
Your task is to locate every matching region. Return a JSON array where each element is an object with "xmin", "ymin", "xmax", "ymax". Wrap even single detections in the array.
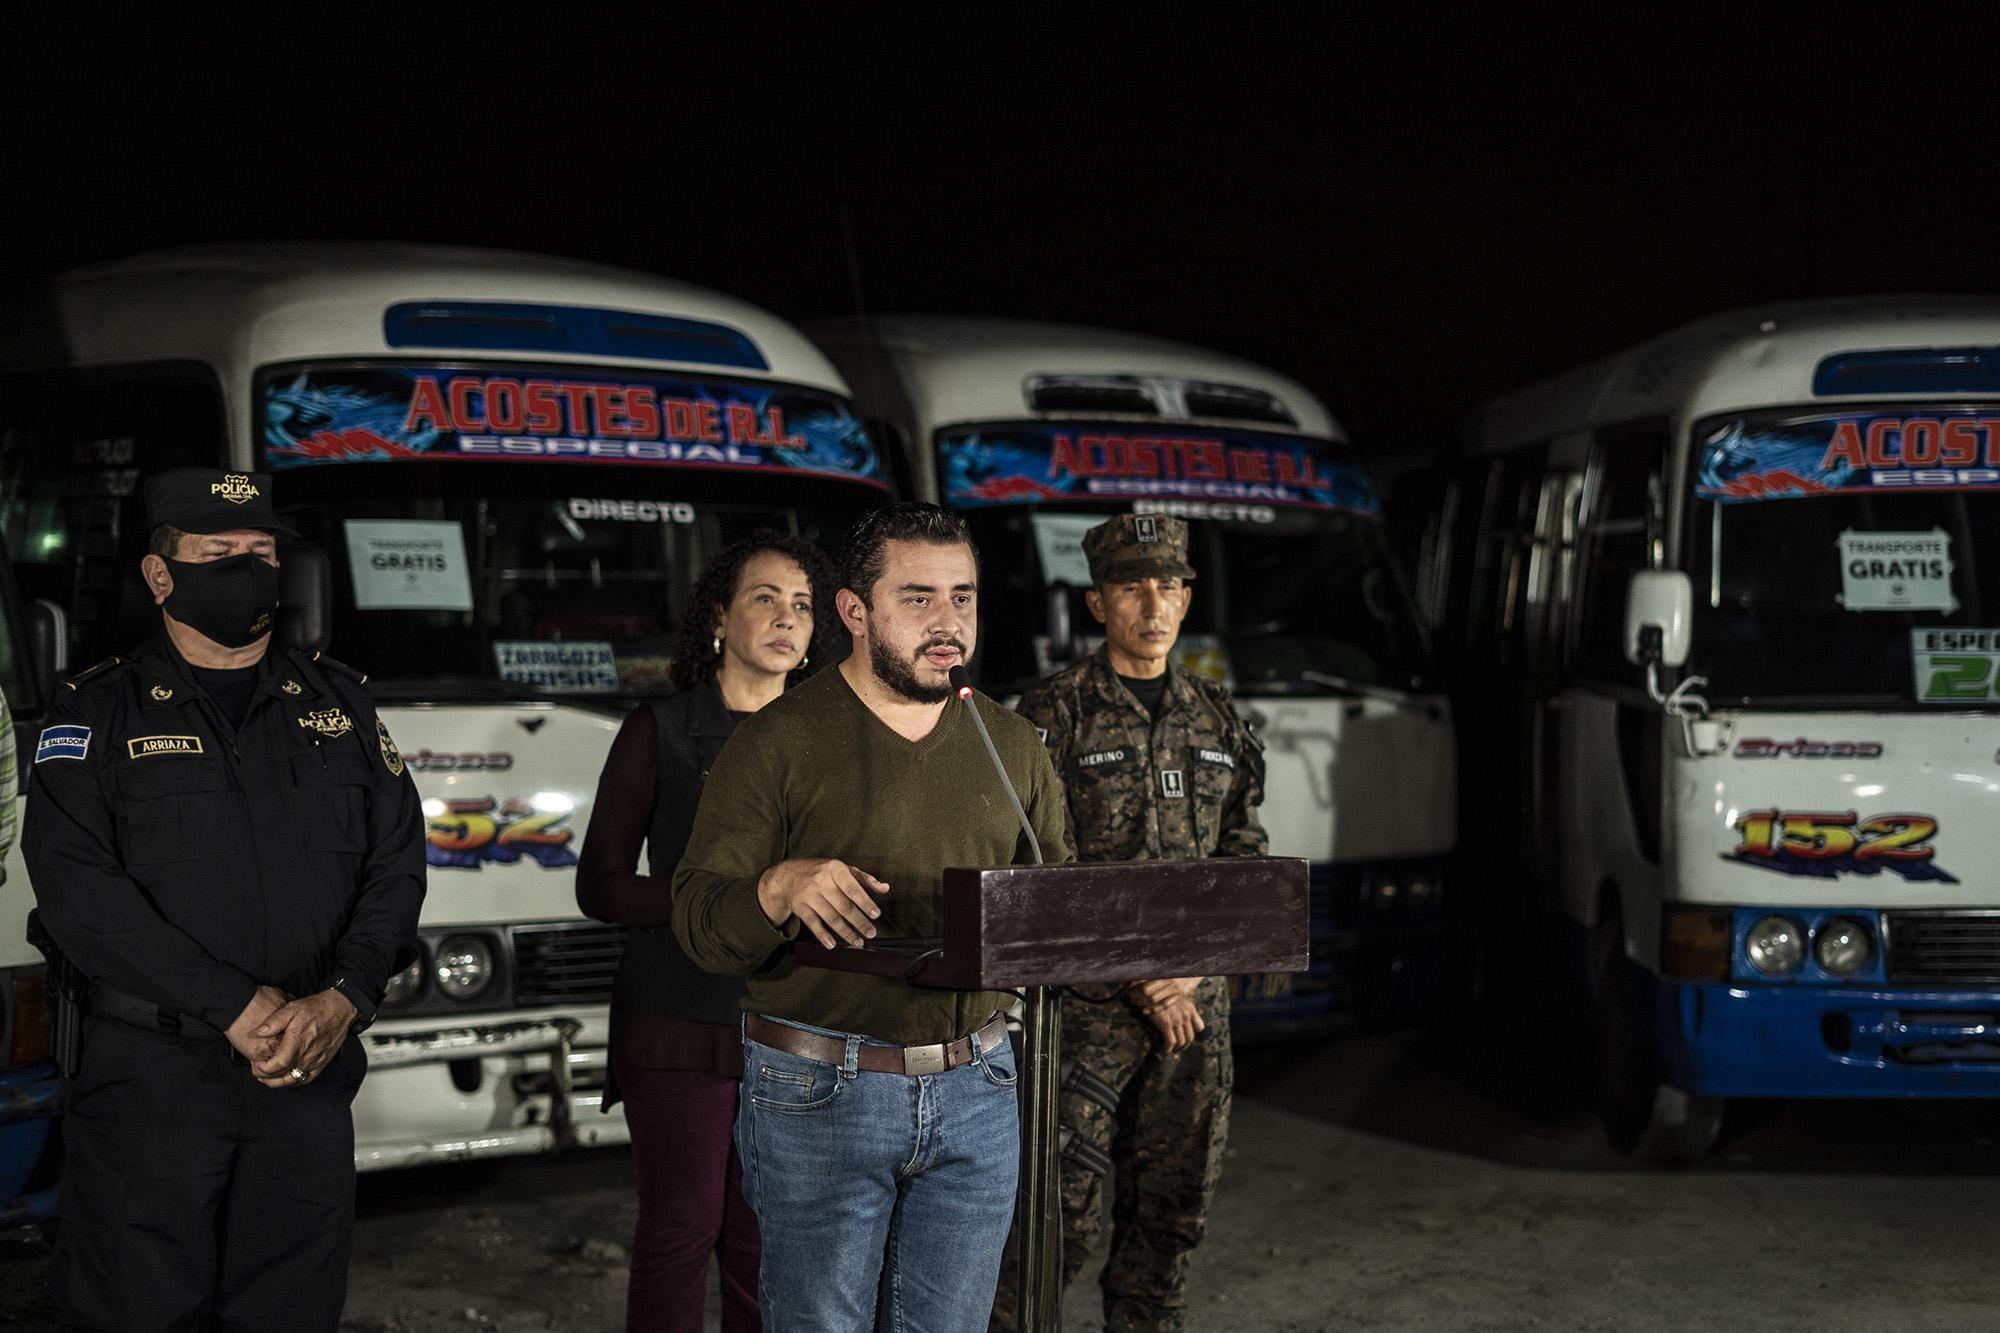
[{"xmin": 616, "ymin": 1057, "xmax": 762, "ymax": 1332}]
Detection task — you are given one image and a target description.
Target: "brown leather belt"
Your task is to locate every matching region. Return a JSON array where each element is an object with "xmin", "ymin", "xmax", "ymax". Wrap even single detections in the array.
[{"xmin": 745, "ymin": 1012, "xmax": 1009, "ymax": 1077}]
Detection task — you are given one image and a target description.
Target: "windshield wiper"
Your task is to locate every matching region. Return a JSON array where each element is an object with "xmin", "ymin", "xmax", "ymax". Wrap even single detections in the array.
[{"xmin": 1710, "ymin": 692, "xmax": 2000, "ymax": 710}]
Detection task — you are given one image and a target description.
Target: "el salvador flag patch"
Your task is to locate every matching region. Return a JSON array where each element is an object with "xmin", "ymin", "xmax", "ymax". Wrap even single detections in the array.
[{"xmin": 35, "ymin": 725, "xmax": 90, "ymax": 763}]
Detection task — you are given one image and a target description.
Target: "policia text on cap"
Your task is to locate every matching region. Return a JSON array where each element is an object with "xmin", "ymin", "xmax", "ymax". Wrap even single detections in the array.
[{"xmin": 23, "ymin": 468, "xmax": 426, "ymax": 1332}]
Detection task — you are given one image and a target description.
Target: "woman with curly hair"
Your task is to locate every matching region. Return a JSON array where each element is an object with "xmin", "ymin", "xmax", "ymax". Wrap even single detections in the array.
[{"xmin": 578, "ymin": 530, "xmax": 838, "ymax": 1333}]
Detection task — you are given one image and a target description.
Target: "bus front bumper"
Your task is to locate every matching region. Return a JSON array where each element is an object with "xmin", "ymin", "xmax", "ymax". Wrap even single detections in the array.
[
  {"xmin": 354, "ymin": 1013, "xmax": 629, "ymax": 1172},
  {"xmin": 1661, "ymin": 980, "xmax": 2000, "ymax": 1097}
]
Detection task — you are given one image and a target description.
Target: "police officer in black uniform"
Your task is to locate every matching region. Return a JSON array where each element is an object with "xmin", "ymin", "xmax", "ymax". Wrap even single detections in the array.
[{"xmin": 24, "ymin": 468, "xmax": 425, "ymax": 1332}]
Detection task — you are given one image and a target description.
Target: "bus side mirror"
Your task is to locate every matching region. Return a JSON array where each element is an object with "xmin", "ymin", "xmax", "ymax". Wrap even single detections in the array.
[
  {"xmin": 278, "ymin": 540, "xmax": 332, "ymax": 653},
  {"xmin": 1624, "ymin": 570, "xmax": 1691, "ymax": 669},
  {"xmin": 24, "ymin": 598, "xmax": 69, "ymax": 708}
]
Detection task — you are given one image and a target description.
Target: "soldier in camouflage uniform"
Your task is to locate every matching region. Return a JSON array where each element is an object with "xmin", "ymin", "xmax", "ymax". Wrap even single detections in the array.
[{"xmin": 990, "ymin": 514, "xmax": 1266, "ymax": 1333}]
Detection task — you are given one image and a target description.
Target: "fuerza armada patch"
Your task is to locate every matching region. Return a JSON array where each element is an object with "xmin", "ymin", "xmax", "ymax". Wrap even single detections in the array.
[{"xmin": 35, "ymin": 725, "xmax": 90, "ymax": 763}]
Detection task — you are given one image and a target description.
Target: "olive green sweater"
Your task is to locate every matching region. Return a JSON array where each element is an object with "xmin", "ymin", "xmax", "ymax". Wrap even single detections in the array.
[{"xmin": 671, "ymin": 665, "xmax": 1075, "ymax": 1044}]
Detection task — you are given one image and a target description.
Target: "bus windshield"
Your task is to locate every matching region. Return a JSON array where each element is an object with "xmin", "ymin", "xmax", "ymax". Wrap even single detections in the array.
[
  {"xmin": 1689, "ymin": 406, "xmax": 2000, "ymax": 706},
  {"xmin": 938, "ymin": 422, "xmax": 1432, "ymax": 696},
  {"xmin": 264, "ymin": 362, "xmax": 883, "ymax": 697}
]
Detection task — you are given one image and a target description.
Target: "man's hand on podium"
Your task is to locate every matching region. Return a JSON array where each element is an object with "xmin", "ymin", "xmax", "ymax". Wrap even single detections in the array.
[
  {"xmin": 1131, "ymin": 977, "xmax": 1202, "ymax": 1010},
  {"xmin": 757, "ymin": 858, "xmax": 890, "ymax": 948},
  {"xmin": 1133, "ymin": 978, "xmax": 1206, "ymax": 1054}
]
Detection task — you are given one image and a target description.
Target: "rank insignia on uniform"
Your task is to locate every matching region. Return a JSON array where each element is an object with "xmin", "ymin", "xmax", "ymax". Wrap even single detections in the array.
[
  {"xmin": 298, "ymin": 708, "xmax": 354, "ymax": 738},
  {"xmin": 128, "ymin": 735, "xmax": 203, "ymax": 759},
  {"xmin": 378, "ymin": 719, "xmax": 404, "ymax": 777},
  {"xmin": 281, "ymin": 680, "xmax": 303, "ymax": 695},
  {"xmin": 1160, "ymin": 769, "xmax": 1186, "ymax": 798},
  {"xmin": 35, "ymin": 725, "xmax": 91, "ymax": 763},
  {"xmin": 1133, "ymin": 515, "xmax": 1161, "ymax": 543},
  {"xmin": 149, "ymin": 685, "xmax": 174, "ymax": 702}
]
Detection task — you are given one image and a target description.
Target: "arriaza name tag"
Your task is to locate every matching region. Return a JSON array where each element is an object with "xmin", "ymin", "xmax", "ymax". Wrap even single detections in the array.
[{"xmin": 128, "ymin": 735, "xmax": 204, "ymax": 760}]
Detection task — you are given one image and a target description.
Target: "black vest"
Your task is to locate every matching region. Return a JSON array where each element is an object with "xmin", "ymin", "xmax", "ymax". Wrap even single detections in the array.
[{"xmin": 609, "ymin": 682, "xmax": 746, "ymax": 1029}]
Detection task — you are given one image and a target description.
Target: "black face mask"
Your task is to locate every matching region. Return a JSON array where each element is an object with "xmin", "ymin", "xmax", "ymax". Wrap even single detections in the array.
[{"xmin": 164, "ymin": 554, "xmax": 281, "ymax": 648}]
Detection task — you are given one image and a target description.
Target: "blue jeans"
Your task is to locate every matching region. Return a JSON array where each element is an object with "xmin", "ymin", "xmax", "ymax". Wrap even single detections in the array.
[{"xmin": 737, "ymin": 1016, "xmax": 1020, "ymax": 1332}]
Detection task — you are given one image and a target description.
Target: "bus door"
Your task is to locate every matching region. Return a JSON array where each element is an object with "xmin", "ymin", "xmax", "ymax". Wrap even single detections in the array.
[
  {"xmin": 1521, "ymin": 450, "xmax": 1586, "ymax": 889},
  {"xmin": 1458, "ymin": 443, "xmax": 1579, "ymax": 902},
  {"xmin": 1558, "ymin": 423, "xmax": 1670, "ymax": 950}
]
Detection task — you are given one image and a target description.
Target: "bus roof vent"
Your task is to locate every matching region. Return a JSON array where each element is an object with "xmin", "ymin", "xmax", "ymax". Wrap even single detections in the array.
[
  {"xmin": 384, "ymin": 302, "xmax": 768, "ymax": 370},
  {"xmin": 1025, "ymin": 374, "xmax": 1160, "ymax": 416},
  {"xmin": 1813, "ymin": 347, "xmax": 2000, "ymax": 396},
  {"xmin": 1181, "ymin": 380, "xmax": 1296, "ymax": 426},
  {"xmin": 1023, "ymin": 373, "xmax": 1297, "ymax": 425}
]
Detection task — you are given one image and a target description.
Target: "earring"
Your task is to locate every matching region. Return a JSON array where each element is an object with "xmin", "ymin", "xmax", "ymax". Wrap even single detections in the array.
[
  {"xmin": 712, "ymin": 636, "xmax": 723, "ymax": 655},
  {"xmin": 800, "ymin": 652, "xmax": 810, "ymax": 668}
]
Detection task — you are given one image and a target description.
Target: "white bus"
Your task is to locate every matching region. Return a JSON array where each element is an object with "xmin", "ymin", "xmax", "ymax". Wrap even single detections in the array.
[
  {"xmin": 812, "ymin": 316, "xmax": 1460, "ymax": 1033},
  {"xmin": 1440, "ymin": 297, "xmax": 2000, "ymax": 1159},
  {"xmin": 0, "ymin": 243, "xmax": 885, "ymax": 1174}
]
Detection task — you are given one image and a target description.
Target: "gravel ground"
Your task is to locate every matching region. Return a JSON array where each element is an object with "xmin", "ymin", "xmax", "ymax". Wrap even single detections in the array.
[{"xmin": 3, "ymin": 1021, "xmax": 1996, "ymax": 1331}]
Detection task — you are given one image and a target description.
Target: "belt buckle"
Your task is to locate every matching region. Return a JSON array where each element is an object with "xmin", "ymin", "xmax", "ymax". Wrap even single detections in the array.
[{"xmin": 904, "ymin": 1042, "xmax": 948, "ymax": 1076}]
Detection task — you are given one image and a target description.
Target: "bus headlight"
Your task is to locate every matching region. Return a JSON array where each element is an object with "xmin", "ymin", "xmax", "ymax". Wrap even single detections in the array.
[
  {"xmin": 434, "ymin": 935, "xmax": 496, "ymax": 1001},
  {"xmin": 1814, "ymin": 918, "xmax": 1874, "ymax": 976},
  {"xmin": 1745, "ymin": 915, "xmax": 1806, "ymax": 975},
  {"xmin": 382, "ymin": 958, "xmax": 425, "ymax": 1006}
]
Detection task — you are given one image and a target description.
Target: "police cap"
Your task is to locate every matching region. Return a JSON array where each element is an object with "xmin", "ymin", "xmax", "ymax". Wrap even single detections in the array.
[
  {"xmin": 142, "ymin": 468, "xmax": 295, "ymax": 537},
  {"xmin": 1082, "ymin": 514, "xmax": 1197, "ymax": 584}
]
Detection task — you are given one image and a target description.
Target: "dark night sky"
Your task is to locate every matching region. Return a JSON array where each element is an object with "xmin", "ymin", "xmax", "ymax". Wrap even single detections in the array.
[{"xmin": 7, "ymin": 9, "xmax": 2000, "ymax": 469}]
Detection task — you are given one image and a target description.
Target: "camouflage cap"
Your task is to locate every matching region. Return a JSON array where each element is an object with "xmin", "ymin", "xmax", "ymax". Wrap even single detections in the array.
[{"xmin": 1081, "ymin": 514, "xmax": 1197, "ymax": 583}]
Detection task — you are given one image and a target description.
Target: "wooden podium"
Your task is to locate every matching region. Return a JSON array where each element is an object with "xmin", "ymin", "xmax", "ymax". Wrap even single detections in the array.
[{"xmin": 795, "ymin": 855, "xmax": 1308, "ymax": 1331}]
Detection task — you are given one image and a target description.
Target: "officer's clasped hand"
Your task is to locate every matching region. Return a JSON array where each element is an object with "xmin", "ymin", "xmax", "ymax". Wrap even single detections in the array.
[
  {"xmin": 223, "ymin": 985, "xmax": 292, "ymax": 1066},
  {"xmin": 250, "ymin": 988, "xmax": 359, "ymax": 1088}
]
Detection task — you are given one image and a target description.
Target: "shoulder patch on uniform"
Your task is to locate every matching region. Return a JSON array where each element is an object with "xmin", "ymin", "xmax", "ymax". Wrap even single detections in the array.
[
  {"xmin": 61, "ymin": 657, "xmax": 125, "ymax": 691},
  {"xmin": 308, "ymin": 651, "xmax": 369, "ymax": 686},
  {"xmin": 378, "ymin": 718, "xmax": 404, "ymax": 777},
  {"xmin": 1195, "ymin": 747, "xmax": 1237, "ymax": 770},
  {"xmin": 35, "ymin": 725, "xmax": 91, "ymax": 763}
]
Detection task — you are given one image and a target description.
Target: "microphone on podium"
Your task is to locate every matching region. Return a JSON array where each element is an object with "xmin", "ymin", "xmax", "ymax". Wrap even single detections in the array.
[{"xmin": 950, "ymin": 666, "xmax": 1043, "ymax": 866}]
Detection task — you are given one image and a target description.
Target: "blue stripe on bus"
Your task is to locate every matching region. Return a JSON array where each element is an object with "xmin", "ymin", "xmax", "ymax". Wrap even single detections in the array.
[
  {"xmin": 384, "ymin": 302, "xmax": 768, "ymax": 371},
  {"xmin": 1813, "ymin": 347, "xmax": 2000, "ymax": 396}
]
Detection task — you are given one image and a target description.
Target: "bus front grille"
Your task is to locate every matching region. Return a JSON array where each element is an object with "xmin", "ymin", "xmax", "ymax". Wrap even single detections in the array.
[
  {"xmin": 1884, "ymin": 911, "xmax": 2000, "ymax": 985},
  {"xmin": 512, "ymin": 922, "xmax": 627, "ymax": 1006}
]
